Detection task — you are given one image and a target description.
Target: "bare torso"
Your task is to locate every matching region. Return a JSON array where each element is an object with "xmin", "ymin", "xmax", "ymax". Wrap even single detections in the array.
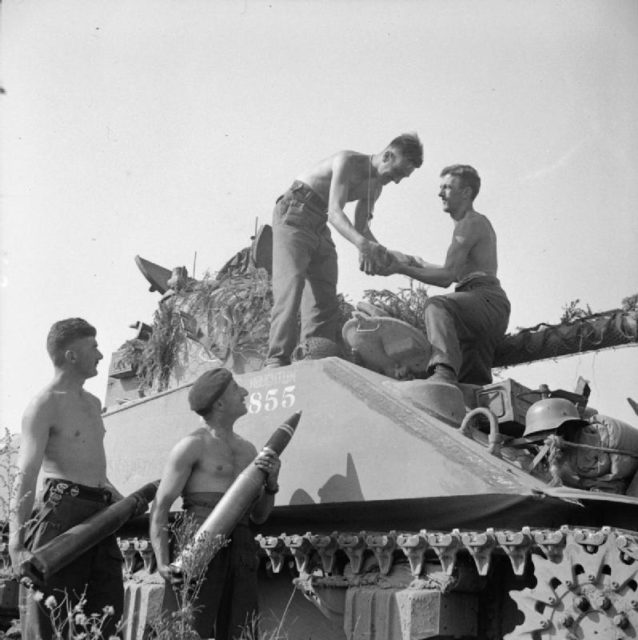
[
  {"xmin": 296, "ymin": 150, "xmax": 382, "ymax": 206},
  {"xmin": 450, "ymin": 210, "xmax": 498, "ymax": 281},
  {"xmin": 182, "ymin": 428, "xmax": 257, "ymax": 495},
  {"xmin": 40, "ymin": 387, "xmax": 109, "ymax": 487}
]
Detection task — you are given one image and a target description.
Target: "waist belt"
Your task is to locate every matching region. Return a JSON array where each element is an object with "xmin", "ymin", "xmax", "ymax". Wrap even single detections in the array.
[
  {"xmin": 455, "ymin": 274, "xmax": 502, "ymax": 292},
  {"xmin": 44, "ymin": 477, "xmax": 113, "ymax": 504},
  {"xmin": 182, "ymin": 491, "xmax": 224, "ymax": 511},
  {"xmin": 183, "ymin": 493, "xmax": 251, "ymax": 526},
  {"xmin": 289, "ymin": 180, "xmax": 328, "ymax": 214}
]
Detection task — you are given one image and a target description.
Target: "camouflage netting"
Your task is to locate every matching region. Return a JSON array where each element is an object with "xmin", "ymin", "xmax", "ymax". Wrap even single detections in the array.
[
  {"xmin": 121, "ymin": 267, "xmax": 272, "ymax": 392},
  {"xmin": 494, "ymin": 308, "xmax": 638, "ymax": 368},
  {"xmin": 182, "ymin": 266, "xmax": 273, "ymax": 363},
  {"xmin": 358, "ymin": 289, "xmax": 638, "ymax": 369},
  {"xmin": 128, "ymin": 299, "xmax": 189, "ymax": 392},
  {"xmin": 122, "ymin": 265, "xmax": 354, "ymax": 392},
  {"xmin": 122, "ymin": 265, "xmax": 637, "ymax": 392}
]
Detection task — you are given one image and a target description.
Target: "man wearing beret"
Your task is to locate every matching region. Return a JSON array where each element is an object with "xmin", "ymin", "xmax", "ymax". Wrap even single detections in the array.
[{"xmin": 150, "ymin": 367, "xmax": 280, "ymax": 640}]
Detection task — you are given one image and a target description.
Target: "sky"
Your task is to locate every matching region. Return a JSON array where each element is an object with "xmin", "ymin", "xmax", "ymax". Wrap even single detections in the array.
[{"xmin": 1, "ymin": 0, "xmax": 637, "ymax": 432}]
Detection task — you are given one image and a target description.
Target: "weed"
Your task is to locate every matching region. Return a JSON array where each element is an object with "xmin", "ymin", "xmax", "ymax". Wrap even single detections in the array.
[
  {"xmin": 31, "ymin": 590, "xmax": 122, "ymax": 640},
  {"xmin": 148, "ymin": 513, "xmax": 228, "ymax": 640},
  {"xmin": 362, "ymin": 284, "xmax": 430, "ymax": 334}
]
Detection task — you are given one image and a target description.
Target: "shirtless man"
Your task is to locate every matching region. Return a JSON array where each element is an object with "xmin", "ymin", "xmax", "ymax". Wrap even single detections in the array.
[
  {"xmin": 9, "ymin": 318, "xmax": 125, "ymax": 640},
  {"xmin": 382, "ymin": 165, "xmax": 511, "ymax": 385},
  {"xmin": 266, "ymin": 133, "xmax": 423, "ymax": 367},
  {"xmin": 150, "ymin": 367, "xmax": 281, "ymax": 640}
]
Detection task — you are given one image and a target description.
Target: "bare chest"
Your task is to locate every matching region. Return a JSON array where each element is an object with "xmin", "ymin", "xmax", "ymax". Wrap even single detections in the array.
[
  {"xmin": 346, "ymin": 177, "xmax": 378, "ymax": 203},
  {"xmin": 43, "ymin": 400, "xmax": 107, "ymax": 482},
  {"xmin": 199, "ymin": 438, "xmax": 254, "ymax": 481},
  {"xmin": 54, "ymin": 399, "xmax": 104, "ymax": 439}
]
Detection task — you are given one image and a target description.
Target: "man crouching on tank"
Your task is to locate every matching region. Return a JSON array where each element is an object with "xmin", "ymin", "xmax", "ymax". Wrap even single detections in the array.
[
  {"xmin": 377, "ymin": 164, "xmax": 510, "ymax": 385},
  {"xmin": 150, "ymin": 367, "xmax": 281, "ymax": 640}
]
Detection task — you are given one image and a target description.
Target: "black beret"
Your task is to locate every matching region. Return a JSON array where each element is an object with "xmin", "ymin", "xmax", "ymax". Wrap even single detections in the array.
[{"xmin": 188, "ymin": 368, "xmax": 233, "ymax": 416}]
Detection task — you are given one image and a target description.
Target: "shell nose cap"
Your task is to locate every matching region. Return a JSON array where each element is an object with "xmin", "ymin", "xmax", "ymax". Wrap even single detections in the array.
[{"xmin": 524, "ymin": 397, "xmax": 584, "ymax": 437}]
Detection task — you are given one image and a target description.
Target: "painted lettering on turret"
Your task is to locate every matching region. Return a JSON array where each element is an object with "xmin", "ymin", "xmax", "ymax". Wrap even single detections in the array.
[
  {"xmin": 245, "ymin": 369, "xmax": 297, "ymax": 414},
  {"xmin": 248, "ymin": 385, "xmax": 296, "ymax": 414}
]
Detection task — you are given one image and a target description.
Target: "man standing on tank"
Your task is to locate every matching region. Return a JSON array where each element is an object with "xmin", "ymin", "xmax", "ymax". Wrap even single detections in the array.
[
  {"xmin": 9, "ymin": 318, "xmax": 125, "ymax": 640},
  {"xmin": 150, "ymin": 367, "xmax": 281, "ymax": 640},
  {"xmin": 380, "ymin": 165, "xmax": 510, "ymax": 385},
  {"xmin": 266, "ymin": 133, "xmax": 424, "ymax": 367}
]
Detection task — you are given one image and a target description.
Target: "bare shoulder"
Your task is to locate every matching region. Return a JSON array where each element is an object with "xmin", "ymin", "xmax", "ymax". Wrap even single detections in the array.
[
  {"xmin": 22, "ymin": 385, "xmax": 60, "ymax": 431},
  {"xmin": 459, "ymin": 211, "xmax": 495, "ymax": 236},
  {"xmin": 169, "ymin": 429, "xmax": 208, "ymax": 462},
  {"xmin": 81, "ymin": 389, "xmax": 102, "ymax": 411},
  {"xmin": 341, "ymin": 149, "xmax": 367, "ymax": 162},
  {"xmin": 233, "ymin": 433, "xmax": 258, "ymax": 457},
  {"xmin": 475, "ymin": 211, "xmax": 495, "ymax": 230},
  {"xmin": 332, "ymin": 150, "xmax": 368, "ymax": 172}
]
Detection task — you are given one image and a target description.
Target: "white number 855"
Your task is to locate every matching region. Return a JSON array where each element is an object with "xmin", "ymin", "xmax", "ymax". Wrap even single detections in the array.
[{"xmin": 248, "ymin": 385, "xmax": 296, "ymax": 414}]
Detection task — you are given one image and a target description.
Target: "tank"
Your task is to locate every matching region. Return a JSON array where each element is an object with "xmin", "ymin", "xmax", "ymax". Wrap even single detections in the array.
[
  {"xmin": 6, "ymin": 229, "xmax": 638, "ymax": 640},
  {"xmin": 105, "ymin": 361, "xmax": 638, "ymax": 640}
]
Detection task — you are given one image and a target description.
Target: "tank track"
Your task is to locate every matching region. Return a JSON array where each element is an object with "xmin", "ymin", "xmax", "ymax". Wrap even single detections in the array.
[
  {"xmin": 248, "ymin": 524, "xmax": 638, "ymax": 639},
  {"xmin": 114, "ymin": 524, "xmax": 638, "ymax": 638}
]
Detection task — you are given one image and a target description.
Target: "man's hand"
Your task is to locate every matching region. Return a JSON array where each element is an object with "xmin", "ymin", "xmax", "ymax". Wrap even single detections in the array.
[
  {"xmin": 158, "ymin": 562, "xmax": 184, "ymax": 585},
  {"xmin": 359, "ymin": 241, "xmax": 391, "ymax": 275},
  {"xmin": 373, "ymin": 252, "xmax": 401, "ymax": 276},
  {"xmin": 8, "ymin": 543, "xmax": 32, "ymax": 577},
  {"xmin": 374, "ymin": 249, "xmax": 412, "ymax": 276},
  {"xmin": 254, "ymin": 449, "xmax": 281, "ymax": 490},
  {"xmin": 109, "ymin": 488, "xmax": 125, "ymax": 503}
]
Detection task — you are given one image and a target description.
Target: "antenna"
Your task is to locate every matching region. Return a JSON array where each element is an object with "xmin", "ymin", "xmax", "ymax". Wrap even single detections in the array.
[{"xmin": 192, "ymin": 251, "xmax": 197, "ymax": 279}]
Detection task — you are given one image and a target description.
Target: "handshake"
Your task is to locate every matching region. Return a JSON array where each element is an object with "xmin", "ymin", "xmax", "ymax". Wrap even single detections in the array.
[{"xmin": 359, "ymin": 242, "xmax": 410, "ymax": 276}]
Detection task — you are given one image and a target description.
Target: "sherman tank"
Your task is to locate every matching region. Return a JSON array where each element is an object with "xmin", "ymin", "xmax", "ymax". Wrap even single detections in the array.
[{"xmin": 10, "ymin": 228, "xmax": 638, "ymax": 640}]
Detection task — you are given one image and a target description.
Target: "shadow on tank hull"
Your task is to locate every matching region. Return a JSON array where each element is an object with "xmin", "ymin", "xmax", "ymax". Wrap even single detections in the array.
[
  {"xmin": 104, "ymin": 357, "xmax": 546, "ymax": 506},
  {"xmin": 105, "ymin": 355, "xmax": 638, "ymax": 532}
]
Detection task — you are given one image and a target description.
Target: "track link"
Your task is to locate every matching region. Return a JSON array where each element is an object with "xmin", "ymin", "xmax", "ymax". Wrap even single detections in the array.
[
  {"xmin": 253, "ymin": 525, "xmax": 638, "ymax": 639},
  {"xmin": 115, "ymin": 525, "xmax": 638, "ymax": 639}
]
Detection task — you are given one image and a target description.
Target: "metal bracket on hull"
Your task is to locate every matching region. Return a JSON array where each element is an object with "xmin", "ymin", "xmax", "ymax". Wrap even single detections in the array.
[
  {"xmin": 308, "ymin": 532, "xmax": 340, "ymax": 574},
  {"xmin": 365, "ymin": 531, "xmax": 397, "ymax": 576},
  {"xmin": 496, "ymin": 527, "xmax": 534, "ymax": 576},
  {"xmin": 338, "ymin": 532, "xmax": 368, "ymax": 575},
  {"xmin": 397, "ymin": 531, "xmax": 429, "ymax": 577},
  {"xmin": 256, "ymin": 534, "xmax": 287, "ymax": 573},
  {"xmin": 427, "ymin": 529, "xmax": 463, "ymax": 575}
]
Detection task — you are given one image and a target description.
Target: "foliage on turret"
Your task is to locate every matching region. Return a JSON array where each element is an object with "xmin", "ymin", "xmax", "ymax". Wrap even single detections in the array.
[
  {"xmin": 114, "ymin": 240, "xmax": 638, "ymax": 396},
  {"xmin": 118, "ymin": 264, "xmax": 355, "ymax": 393}
]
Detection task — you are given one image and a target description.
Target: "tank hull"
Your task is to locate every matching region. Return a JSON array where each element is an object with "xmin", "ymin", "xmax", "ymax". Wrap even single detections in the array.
[
  {"xmin": 102, "ymin": 357, "xmax": 638, "ymax": 640},
  {"xmin": 104, "ymin": 358, "xmax": 547, "ymax": 504}
]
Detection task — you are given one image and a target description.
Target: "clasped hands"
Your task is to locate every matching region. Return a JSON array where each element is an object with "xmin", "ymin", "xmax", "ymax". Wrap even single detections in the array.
[{"xmin": 359, "ymin": 242, "xmax": 403, "ymax": 276}]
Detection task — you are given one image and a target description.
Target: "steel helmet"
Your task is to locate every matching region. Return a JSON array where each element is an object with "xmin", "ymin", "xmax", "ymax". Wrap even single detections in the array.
[{"xmin": 524, "ymin": 398, "xmax": 583, "ymax": 437}]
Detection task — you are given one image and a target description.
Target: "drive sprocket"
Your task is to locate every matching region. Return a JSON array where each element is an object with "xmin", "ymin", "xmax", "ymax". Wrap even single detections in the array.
[{"xmin": 506, "ymin": 527, "xmax": 638, "ymax": 639}]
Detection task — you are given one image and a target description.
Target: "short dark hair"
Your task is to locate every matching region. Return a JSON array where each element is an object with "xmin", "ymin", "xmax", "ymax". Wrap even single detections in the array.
[
  {"xmin": 440, "ymin": 164, "xmax": 481, "ymax": 200},
  {"xmin": 46, "ymin": 318, "xmax": 96, "ymax": 366},
  {"xmin": 388, "ymin": 133, "xmax": 423, "ymax": 168}
]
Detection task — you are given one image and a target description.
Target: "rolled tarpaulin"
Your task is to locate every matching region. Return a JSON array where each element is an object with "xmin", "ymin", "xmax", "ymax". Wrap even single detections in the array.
[
  {"xmin": 171, "ymin": 411, "xmax": 301, "ymax": 574},
  {"xmin": 21, "ymin": 480, "xmax": 159, "ymax": 588}
]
